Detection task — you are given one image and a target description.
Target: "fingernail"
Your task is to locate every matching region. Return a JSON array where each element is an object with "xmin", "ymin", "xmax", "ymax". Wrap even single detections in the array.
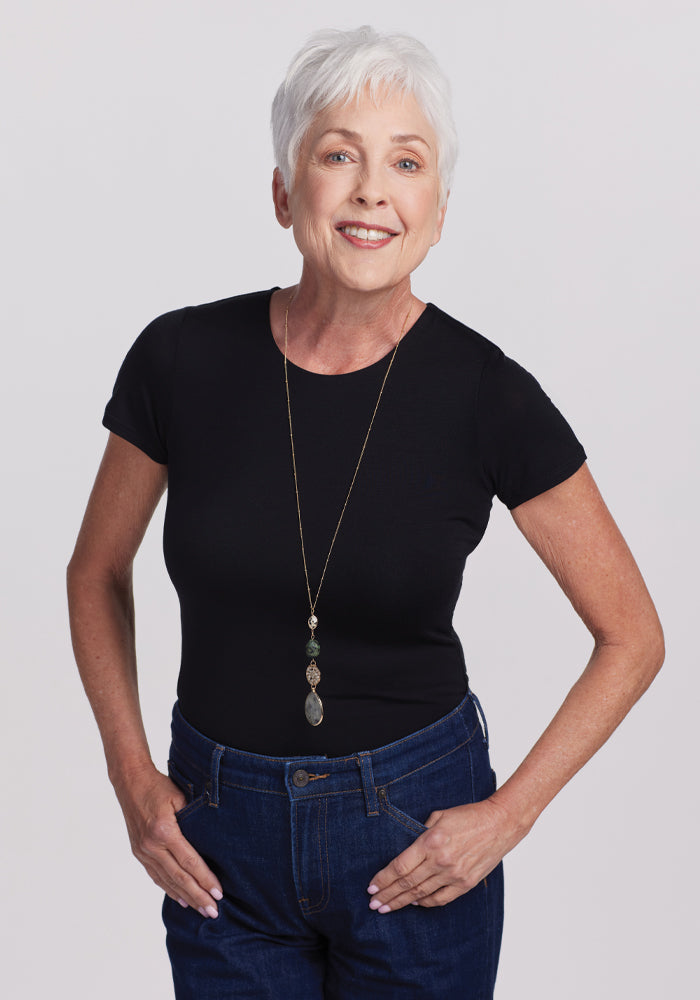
[
  {"xmin": 411, "ymin": 901, "xmax": 419, "ymax": 906},
  {"xmin": 198, "ymin": 907, "xmax": 208, "ymax": 918},
  {"xmin": 177, "ymin": 898, "xmax": 188, "ymax": 909},
  {"xmin": 369, "ymin": 898, "xmax": 383, "ymax": 910},
  {"xmin": 210, "ymin": 887, "xmax": 223, "ymax": 901},
  {"xmin": 367, "ymin": 884, "xmax": 379, "ymax": 894},
  {"xmin": 378, "ymin": 904, "xmax": 391, "ymax": 914},
  {"xmin": 205, "ymin": 904, "xmax": 219, "ymax": 919}
]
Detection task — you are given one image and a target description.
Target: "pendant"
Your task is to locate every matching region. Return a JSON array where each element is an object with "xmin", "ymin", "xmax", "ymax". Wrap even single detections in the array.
[
  {"xmin": 305, "ymin": 689, "xmax": 323, "ymax": 726},
  {"xmin": 304, "ymin": 660, "xmax": 323, "ymax": 726}
]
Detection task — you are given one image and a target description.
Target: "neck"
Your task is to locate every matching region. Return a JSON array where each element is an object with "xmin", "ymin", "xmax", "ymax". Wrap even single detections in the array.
[{"xmin": 272, "ymin": 271, "xmax": 424, "ymax": 376}]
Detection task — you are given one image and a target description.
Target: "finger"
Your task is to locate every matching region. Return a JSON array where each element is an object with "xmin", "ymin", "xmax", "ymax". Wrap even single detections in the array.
[
  {"xmin": 170, "ymin": 832, "xmax": 223, "ymax": 900},
  {"xmin": 138, "ymin": 820, "xmax": 222, "ymax": 915},
  {"xmin": 367, "ymin": 836, "xmax": 429, "ymax": 898},
  {"xmin": 413, "ymin": 884, "xmax": 463, "ymax": 908},
  {"xmin": 371, "ymin": 871, "xmax": 449, "ymax": 912},
  {"xmin": 142, "ymin": 854, "xmax": 222, "ymax": 918},
  {"xmin": 368, "ymin": 859, "xmax": 436, "ymax": 910}
]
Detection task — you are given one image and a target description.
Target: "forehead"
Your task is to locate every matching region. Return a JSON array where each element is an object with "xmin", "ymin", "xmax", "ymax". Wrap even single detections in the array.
[{"xmin": 306, "ymin": 87, "xmax": 437, "ymax": 152}]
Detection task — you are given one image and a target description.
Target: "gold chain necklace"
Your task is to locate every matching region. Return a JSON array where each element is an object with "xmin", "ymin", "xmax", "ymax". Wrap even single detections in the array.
[{"xmin": 283, "ymin": 292, "xmax": 413, "ymax": 726}]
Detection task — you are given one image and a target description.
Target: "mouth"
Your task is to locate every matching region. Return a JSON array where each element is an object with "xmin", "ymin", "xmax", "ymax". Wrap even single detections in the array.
[{"xmin": 336, "ymin": 222, "xmax": 399, "ymax": 247}]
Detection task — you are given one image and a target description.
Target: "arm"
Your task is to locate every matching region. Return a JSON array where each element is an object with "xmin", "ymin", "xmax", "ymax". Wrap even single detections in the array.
[
  {"xmin": 366, "ymin": 463, "xmax": 664, "ymax": 911},
  {"xmin": 67, "ymin": 433, "xmax": 223, "ymax": 917}
]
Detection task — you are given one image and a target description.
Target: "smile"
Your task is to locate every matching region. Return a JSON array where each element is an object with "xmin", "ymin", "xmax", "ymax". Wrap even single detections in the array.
[{"xmin": 336, "ymin": 223, "xmax": 398, "ymax": 247}]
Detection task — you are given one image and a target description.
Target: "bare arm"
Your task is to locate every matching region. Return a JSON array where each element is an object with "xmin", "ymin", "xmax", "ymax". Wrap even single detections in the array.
[
  {"xmin": 366, "ymin": 463, "xmax": 664, "ymax": 911},
  {"xmin": 67, "ymin": 433, "xmax": 222, "ymax": 916},
  {"xmin": 491, "ymin": 461, "xmax": 664, "ymax": 835}
]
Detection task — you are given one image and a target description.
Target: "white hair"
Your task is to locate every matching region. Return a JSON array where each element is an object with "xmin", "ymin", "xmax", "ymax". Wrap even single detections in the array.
[{"xmin": 271, "ymin": 26, "xmax": 458, "ymax": 204}]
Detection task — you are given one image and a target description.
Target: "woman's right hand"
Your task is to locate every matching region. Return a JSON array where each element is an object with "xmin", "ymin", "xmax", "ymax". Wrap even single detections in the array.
[
  {"xmin": 67, "ymin": 435, "xmax": 223, "ymax": 916},
  {"xmin": 113, "ymin": 766, "xmax": 223, "ymax": 918}
]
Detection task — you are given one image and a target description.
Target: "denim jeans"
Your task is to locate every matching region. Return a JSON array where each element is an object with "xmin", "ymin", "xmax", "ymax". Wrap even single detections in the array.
[{"xmin": 163, "ymin": 691, "xmax": 504, "ymax": 998}]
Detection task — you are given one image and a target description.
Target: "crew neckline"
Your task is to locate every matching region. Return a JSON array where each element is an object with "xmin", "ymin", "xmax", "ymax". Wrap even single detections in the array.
[{"xmin": 264, "ymin": 286, "xmax": 434, "ymax": 379}]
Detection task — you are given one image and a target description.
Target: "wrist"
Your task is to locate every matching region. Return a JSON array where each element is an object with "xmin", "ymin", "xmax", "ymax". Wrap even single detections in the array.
[
  {"xmin": 488, "ymin": 784, "xmax": 540, "ymax": 846},
  {"xmin": 108, "ymin": 754, "xmax": 158, "ymax": 795}
]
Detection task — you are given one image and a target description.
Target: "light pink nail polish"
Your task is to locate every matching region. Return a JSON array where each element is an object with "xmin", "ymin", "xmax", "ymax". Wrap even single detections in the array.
[
  {"xmin": 198, "ymin": 907, "xmax": 208, "ymax": 918},
  {"xmin": 378, "ymin": 904, "xmax": 391, "ymax": 914},
  {"xmin": 369, "ymin": 898, "xmax": 382, "ymax": 910},
  {"xmin": 205, "ymin": 904, "xmax": 219, "ymax": 919},
  {"xmin": 177, "ymin": 898, "xmax": 188, "ymax": 909},
  {"xmin": 210, "ymin": 887, "xmax": 223, "ymax": 901},
  {"xmin": 367, "ymin": 884, "xmax": 379, "ymax": 894}
]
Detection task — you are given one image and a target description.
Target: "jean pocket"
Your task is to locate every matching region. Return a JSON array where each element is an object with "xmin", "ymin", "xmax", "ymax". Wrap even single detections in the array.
[
  {"xmin": 167, "ymin": 757, "xmax": 208, "ymax": 822},
  {"xmin": 377, "ymin": 785, "xmax": 428, "ymax": 836}
]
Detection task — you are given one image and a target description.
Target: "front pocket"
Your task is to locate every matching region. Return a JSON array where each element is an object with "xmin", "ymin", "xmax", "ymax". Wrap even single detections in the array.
[
  {"xmin": 377, "ymin": 786, "xmax": 428, "ymax": 836},
  {"xmin": 376, "ymin": 742, "xmax": 481, "ymax": 837},
  {"xmin": 167, "ymin": 758, "xmax": 208, "ymax": 821}
]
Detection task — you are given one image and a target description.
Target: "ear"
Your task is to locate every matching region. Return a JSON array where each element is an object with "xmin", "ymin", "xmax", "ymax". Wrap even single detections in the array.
[
  {"xmin": 431, "ymin": 191, "xmax": 449, "ymax": 247},
  {"xmin": 272, "ymin": 167, "xmax": 293, "ymax": 229}
]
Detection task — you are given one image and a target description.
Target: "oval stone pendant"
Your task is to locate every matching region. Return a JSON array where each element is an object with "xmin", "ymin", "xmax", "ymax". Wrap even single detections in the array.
[{"xmin": 305, "ymin": 690, "xmax": 324, "ymax": 726}]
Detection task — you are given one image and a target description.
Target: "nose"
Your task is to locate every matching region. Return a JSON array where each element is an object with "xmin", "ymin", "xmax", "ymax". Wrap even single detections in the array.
[{"xmin": 351, "ymin": 164, "xmax": 389, "ymax": 209}]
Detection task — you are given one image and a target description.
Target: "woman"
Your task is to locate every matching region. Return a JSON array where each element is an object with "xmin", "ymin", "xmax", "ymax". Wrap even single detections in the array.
[{"xmin": 67, "ymin": 26, "xmax": 664, "ymax": 999}]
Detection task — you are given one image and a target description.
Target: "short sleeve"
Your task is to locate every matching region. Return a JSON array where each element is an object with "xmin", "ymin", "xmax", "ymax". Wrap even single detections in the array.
[
  {"xmin": 102, "ymin": 309, "xmax": 182, "ymax": 464},
  {"xmin": 477, "ymin": 348, "xmax": 586, "ymax": 509}
]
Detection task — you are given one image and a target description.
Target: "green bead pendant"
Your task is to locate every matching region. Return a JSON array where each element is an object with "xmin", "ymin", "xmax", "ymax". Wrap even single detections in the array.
[{"xmin": 305, "ymin": 638, "xmax": 320, "ymax": 657}]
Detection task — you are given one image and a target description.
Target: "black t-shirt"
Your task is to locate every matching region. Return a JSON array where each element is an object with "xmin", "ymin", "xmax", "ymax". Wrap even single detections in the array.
[{"xmin": 103, "ymin": 288, "xmax": 586, "ymax": 755}]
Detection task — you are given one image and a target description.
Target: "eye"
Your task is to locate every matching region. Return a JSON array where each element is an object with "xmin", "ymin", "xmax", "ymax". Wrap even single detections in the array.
[
  {"xmin": 397, "ymin": 158, "xmax": 420, "ymax": 172},
  {"xmin": 326, "ymin": 151, "xmax": 351, "ymax": 164}
]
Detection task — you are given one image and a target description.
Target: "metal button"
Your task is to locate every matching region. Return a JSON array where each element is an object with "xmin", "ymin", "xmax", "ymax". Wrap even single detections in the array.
[{"xmin": 292, "ymin": 769, "xmax": 310, "ymax": 787}]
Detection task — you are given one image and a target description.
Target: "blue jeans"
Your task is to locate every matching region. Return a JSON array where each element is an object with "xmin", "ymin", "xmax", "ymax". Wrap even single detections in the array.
[{"xmin": 163, "ymin": 691, "xmax": 504, "ymax": 998}]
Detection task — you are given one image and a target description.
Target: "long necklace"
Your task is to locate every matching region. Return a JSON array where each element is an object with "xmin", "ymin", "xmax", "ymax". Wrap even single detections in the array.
[{"xmin": 283, "ymin": 293, "xmax": 412, "ymax": 726}]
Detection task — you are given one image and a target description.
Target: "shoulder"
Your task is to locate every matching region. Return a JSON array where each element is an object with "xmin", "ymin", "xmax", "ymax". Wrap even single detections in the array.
[
  {"xmin": 123, "ymin": 288, "xmax": 278, "ymax": 373},
  {"xmin": 426, "ymin": 302, "xmax": 551, "ymax": 400},
  {"xmin": 424, "ymin": 302, "xmax": 503, "ymax": 367},
  {"xmin": 144, "ymin": 287, "xmax": 277, "ymax": 339},
  {"xmin": 183, "ymin": 287, "xmax": 277, "ymax": 330}
]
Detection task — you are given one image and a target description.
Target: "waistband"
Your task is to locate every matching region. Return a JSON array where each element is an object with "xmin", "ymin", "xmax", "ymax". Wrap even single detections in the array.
[{"xmin": 169, "ymin": 689, "xmax": 489, "ymax": 805}]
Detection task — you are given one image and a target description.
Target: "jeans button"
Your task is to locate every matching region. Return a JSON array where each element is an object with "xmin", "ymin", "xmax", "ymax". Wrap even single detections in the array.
[{"xmin": 292, "ymin": 769, "xmax": 310, "ymax": 787}]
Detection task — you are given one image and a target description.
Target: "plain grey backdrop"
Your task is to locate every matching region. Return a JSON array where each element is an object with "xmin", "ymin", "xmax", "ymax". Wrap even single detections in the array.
[{"xmin": 3, "ymin": 1, "xmax": 698, "ymax": 996}]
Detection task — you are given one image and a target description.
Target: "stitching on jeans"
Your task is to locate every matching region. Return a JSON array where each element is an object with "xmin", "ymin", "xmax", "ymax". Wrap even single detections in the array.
[
  {"xmin": 467, "ymin": 742, "xmax": 476, "ymax": 804},
  {"xmin": 305, "ymin": 799, "xmax": 331, "ymax": 914},
  {"xmin": 222, "ymin": 782, "xmax": 362, "ymax": 798},
  {"xmin": 294, "ymin": 800, "xmax": 306, "ymax": 908},
  {"xmin": 385, "ymin": 734, "xmax": 473, "ymax": 789},
  {"xmin": 220, "ymin": 781, "xmax": 288, "ymax": 795},
  {"xmin": 378, "ymin": 796, "xmax": 427, "ymax": 835}
]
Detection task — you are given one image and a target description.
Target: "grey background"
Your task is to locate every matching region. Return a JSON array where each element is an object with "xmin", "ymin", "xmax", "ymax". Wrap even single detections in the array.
[{"xmin": 3, "ymin": 1, "xmax": 698, "ymax": 996}]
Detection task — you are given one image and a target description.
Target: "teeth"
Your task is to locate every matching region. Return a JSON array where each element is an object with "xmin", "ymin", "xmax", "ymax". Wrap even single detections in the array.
[{"xmin": 341, "ymin": 226, "xmax": 394, "ymax": 240}]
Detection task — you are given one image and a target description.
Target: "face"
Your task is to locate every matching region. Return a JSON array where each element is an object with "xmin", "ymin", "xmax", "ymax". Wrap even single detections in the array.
[{"xmin": 272, "ymin": 87, "xmax": 448, "ymax": 295}]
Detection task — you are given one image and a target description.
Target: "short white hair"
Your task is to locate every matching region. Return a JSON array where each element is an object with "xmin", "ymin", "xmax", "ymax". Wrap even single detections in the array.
[{"xmin": 271, "ymin": 26, "xmax": 458, "ymax": 204}]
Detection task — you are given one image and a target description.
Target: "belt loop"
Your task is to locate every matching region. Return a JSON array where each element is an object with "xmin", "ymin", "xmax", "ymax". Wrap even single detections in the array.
[
  {"xmin": 207, "ymin": 745, "xmax": 225, "ymax": 807},
  {"xmin": 469, "ymin": 690, "xmax": 489, "ymax": 749},
  {"xmin": 356, "ymin": 752, "xmax": 379, "ymax": 816}
]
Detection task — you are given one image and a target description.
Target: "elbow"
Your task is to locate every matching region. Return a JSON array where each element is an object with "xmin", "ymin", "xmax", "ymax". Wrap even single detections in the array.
[
  {"xmin": 592, "ymin": 614, "xmax": 665, "ymax": 701},
  {"xmin": 66, "ymin": 556, "xmax": 132, "ymax": 605},
  {"xmin": 648, "ymin": 620, "xmax": 666, "ymax": 679},
  {"xmin": 628, "ymin": 617, "xmax": 666, "ymax": 698}
]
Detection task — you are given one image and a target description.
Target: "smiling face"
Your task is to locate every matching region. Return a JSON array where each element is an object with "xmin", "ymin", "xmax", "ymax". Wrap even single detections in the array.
[{"xmin": 272, "ymin": 87, "xmax": 448, "ymax": 297}]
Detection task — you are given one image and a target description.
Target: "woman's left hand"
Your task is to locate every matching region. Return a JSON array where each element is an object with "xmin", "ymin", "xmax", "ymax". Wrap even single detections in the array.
[{"xmin": 367, "ymin": 797, "xmax": 520, "ymax": 912}]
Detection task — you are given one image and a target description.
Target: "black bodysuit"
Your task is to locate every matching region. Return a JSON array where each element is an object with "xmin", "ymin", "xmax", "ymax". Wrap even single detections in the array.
[{"xmin": 103, "ymin": 288, "xmax": 586, "ymax": 756}]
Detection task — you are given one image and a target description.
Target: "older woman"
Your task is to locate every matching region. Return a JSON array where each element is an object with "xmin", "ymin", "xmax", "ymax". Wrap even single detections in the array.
[{"xmin": 67, "ymin": 26, "xmax": 663, "ymax": 999}]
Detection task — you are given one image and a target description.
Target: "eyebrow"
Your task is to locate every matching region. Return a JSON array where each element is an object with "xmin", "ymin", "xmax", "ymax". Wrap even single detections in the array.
[{"xmin": 319, "ymin": 128, "xmax": 431, "ymax": 149}]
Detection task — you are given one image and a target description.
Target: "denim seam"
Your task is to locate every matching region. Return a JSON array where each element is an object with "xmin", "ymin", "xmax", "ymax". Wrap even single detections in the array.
[
  {"xmin": 169, "ymin": 751, "xmax": 209, "ymax": 783},
  {"xmin": 384, "ymin": 729, "xmax": 477, "ymax": 789},
  {"xmin": 294, "ymin": 800, "xmax": 307, "ymax": 906},
  {"xmin": 303, "ymin": 799, "xmax": 331, "ymax": 915},
  {"xmin": 173, "ymin": 797, "xmax": 208, "ymax": 822},
  {"xmin": 378, "ymin": 798, "xmax": 427, "ymax": 835}
]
